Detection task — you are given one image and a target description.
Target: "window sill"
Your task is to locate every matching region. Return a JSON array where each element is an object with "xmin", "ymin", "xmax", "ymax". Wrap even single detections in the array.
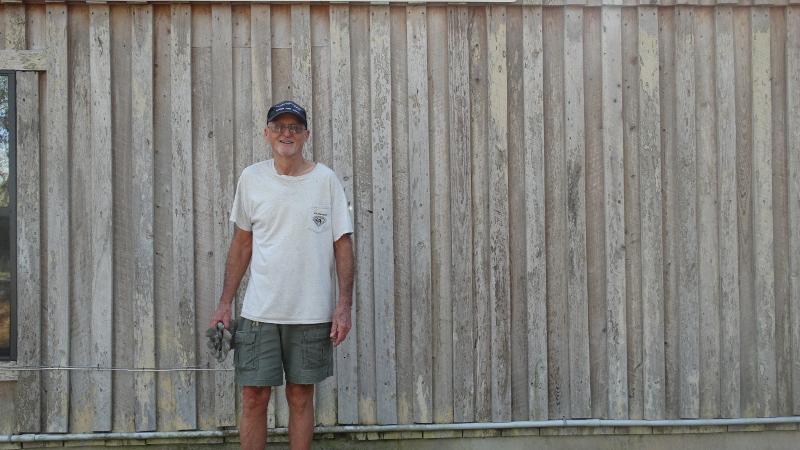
[{"xmin": 0, "ymin": 361, "xmax": 18, "ymax": 382}]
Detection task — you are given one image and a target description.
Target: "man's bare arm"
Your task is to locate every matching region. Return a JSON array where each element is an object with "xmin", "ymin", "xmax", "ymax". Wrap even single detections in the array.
[
  {"xmin": 209, "ymin": 226, "xmax": 253, "ymax": 328},
  {"xmin": 330, "ymin": 234, "xmax": 354, "ymax": 346}
]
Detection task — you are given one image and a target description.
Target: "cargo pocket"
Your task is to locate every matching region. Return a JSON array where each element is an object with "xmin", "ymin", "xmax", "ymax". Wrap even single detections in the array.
[
  {"xmin": 234, "ymin": 331, "xmax": 257, "ymax": 370},
  {"xmin": 302, "ymin": 325, "xmax": 332, "ymax": 370}
]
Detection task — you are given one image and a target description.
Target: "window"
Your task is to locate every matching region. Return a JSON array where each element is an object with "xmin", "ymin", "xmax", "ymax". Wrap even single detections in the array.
[{"xmin": 0, "ymin": 71, "xmax": 16, "ymax": 361}]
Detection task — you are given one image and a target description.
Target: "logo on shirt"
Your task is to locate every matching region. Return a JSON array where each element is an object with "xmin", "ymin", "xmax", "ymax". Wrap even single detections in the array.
[{"xmin": 313, "ymin": 213, "xmax": 327, "ymax": 228}]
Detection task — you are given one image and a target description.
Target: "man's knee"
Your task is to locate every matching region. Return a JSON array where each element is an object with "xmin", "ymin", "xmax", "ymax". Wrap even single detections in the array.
[
  {"xmin": 242, "ymin": 386, "xmax": 271, "ymax": 414},
  {"xmin": 285, "ymin": 383, "xmax": 314, "ymax": 411}
]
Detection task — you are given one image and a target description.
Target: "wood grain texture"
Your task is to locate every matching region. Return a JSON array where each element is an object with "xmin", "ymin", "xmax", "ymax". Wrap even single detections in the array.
[
  {"xmin": 291, "ymin": 4, "xmax": 313, "ymax": 160},
  {"xmin": 251, "ymin": 5, "xmax": 271, "ymax": 163},
  {"xmin": 43, "ymin": 3, "xmax": 69, "ymax": 432},
  {"xmin": 734, "ymin": 6, "xmax": 757, "ymax": 417},
  {"xmin": 469, "ymin": 5, "xmax": 492, "ymax": 423},
  {"xmin": 601, "ymin": 6, "xmax": 628, "ymax": 420},
  {"xmin": 487, "ymin": 5, "xmax": 512, "ymax": 423},
  {"xmin": 390, "ymin": 4, "xmax": 412, "ymax": 426},
  {"xmin": 543, "ymin": 6, "xmax": 568, "ymax": 419},
  {"xmin": 211, "ymin": 3, "xmax": 236, "ymax": 428},
  {"xmin": 522, "ymin": 5, "xmax": 548, "ymax": 422},
  {"xmin": 170, "ymin": 4, "xmax": 196, "ymax": 430},
  {"xmin": 583, "ymin": 5, "xmax": 607, "ymax": 421},
  {"xmin": 714, "ymin": 5, "xmax": 741, "ymax": 419},
  {"xmin": 675, "ymin": 6, "xmax": 700, "ymax": 418},
  {"xmin": 787, "ymin": 6, "xmax": 800, "ymax": 415},
  {"xmin": 110, "ymin": 5, "xmax": 135, "ymax": 432},
  {"xmin": 658, "ymin": 7, "xmax": 680, "ymax": 419},
  {"xmin": 0, "ymin": 49, "xmax": 47, "ymax": 71},
  {"xmin": 427, "ymin": 5, "xmax": 455, "ymax": 425},
  {"xmin": 350, "ymin": 5, "xmax": 376, "ymax": 425},
  {"xmin": 271, "ymin": 4, "xmax": 291, "ymax": 105},
  {"xmin": 329, "ymin": 4, "xmax": 358, "ymax": 425},
  {"xmin": 89, "ymin": 5, "xmax": 113, "ymax": 431},
  {"xmin": 750, "ymin": 7, "xmax": 777, "ymax": 417},
  {"xmin": 506, "ymin": 6, "xmax": 528, "ymax": 422},
  {"xmin": 14, "ymin": 71, "xmax": 41, "ymax": 434},
  {"xmin": 407, "ymin": 5, "xmax": 433, "ymax": 425},
  {"xmin": 369, "ymin": 5, "xmax": 398, "ymax": 425},
  {"xmin": 638, "ymin": 5, "xmax": 666, "ymax": 420},
  {"xmin": 563, "ymin": 6, "xmax": 590, "ymax": 419},
  {"xmin": 4, "ymin": 4, "xmax": 24, "ymax": 50},
  {"xmin": 448, "ymin": 5, "xmax": 475, "ymax": 424},
  {"xmin": 694, "ymin": 7, "xmax": 721, "ymax": 419}
]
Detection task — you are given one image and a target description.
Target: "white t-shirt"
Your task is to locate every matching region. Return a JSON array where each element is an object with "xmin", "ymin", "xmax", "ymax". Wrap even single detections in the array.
[{"xmin": 230, "ymin": 160, "xmax": 353, "ymax": 324}]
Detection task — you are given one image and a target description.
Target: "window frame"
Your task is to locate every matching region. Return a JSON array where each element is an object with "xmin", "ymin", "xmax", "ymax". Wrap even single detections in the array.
[{"xmin": 0, "ymin": 70, "xmax": 17, "ymax": 362}]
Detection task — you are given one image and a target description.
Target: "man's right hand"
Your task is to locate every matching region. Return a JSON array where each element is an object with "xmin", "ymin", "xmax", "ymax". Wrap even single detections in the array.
[{"xmin": 209, "ymin": 301, "xmax": 233, "ymax": 329}]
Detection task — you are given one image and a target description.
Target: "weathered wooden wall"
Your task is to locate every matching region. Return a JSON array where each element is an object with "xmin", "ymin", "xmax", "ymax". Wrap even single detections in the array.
[{"xmin": 0, "ymin": 0, "xmax": 798, "ymax": 435}]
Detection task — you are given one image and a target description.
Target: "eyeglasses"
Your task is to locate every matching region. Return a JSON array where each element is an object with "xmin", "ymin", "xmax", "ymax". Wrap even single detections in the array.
[{"xmin": 268, "ymin": 123, "xmax": 307, "ymax": 135}]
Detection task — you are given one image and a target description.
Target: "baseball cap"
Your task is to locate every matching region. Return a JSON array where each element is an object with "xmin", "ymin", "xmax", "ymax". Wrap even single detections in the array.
[{"xmin": 267, "ymin": 100, "xmax": 308, "ymax": 127}]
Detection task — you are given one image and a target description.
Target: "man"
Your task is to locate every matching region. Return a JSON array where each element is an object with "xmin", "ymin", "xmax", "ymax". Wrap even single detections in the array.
[{"xmin": 209, "ymin": 100, "xmax": 354, "ymax": 450}]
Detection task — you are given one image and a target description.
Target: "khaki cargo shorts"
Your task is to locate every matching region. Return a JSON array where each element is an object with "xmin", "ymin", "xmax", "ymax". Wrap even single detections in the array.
[{"xmin": 234, "ymin": 318, "xmax": 333, "ymax": 386}]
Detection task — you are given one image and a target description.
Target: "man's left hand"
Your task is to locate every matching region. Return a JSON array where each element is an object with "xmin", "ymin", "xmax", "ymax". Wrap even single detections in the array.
[{"xmin": 330, "ymin": 302, "xmax": 352, "ymax": 346}]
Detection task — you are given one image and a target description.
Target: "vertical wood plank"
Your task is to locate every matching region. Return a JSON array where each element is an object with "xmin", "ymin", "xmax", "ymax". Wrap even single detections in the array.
[
  {"xmin": 638, "ymin": 5, "xmax": 666, "ymax": 420},
  {"xmin": 543, "ymin": 6, "xmax": 568, "ymax": 419},
  {"xmin": 110, "ymin": 5, "xmax": 135, "ymax": 433},
  {"xmin": 487, "ymin": 5, "xmax": 511, "ymax": 423},
  {"xmin": 190, "ymin": 5, "xmax": 215, "ymax": 432},
  {"xmin": 469, "ymin": 6, "xmax": 492, "ymax": 423},
  {"xmin": 291, "ymin": 4, "xmax": 313, "ymax": 160},
  {"xmin": 715, "ymin": 5, "xmax": 741, "ymax": 419},
  {"xmin": 770, "ymin": 6, "xmax": 791, "ymax": 418},
  {"xmin": 153, "ymin": 4, "xmax": 175, "ymax": 431},
  {"xmin": 407, "ymin": 5, "xmax": 433, "ymax": 425},
  {"xmin": 251, "ymin": 5, "xmax": 271, "ymax": 164},
  {"xmin": 350, "ymin": 5, "xmax": 376, "ymax": 425},
  {"xmin": 4, "ymin": 4, "xmax": 24, "ymax": 50},
  {"xmin": 601, "ymin": 5, "xmax": 628, "ymax": 420},
  {"xmin": 234, "ymin": 6, "xmax": 253, "ymax": 178},
  {"xmin": 750, "ymin": 7, "xmax": 777, "ymax": 417},
  {"xmin": 271, "ymin": 5, "xmax": 291, "ymax": 105},
  {"xmin": 131, "ymin": 4, "xmax": 157, "ymax": 432},
  {"xmin": 506, "ymin": 6, "xmax": 528, "ymax": 422},
  {"xmin": 448, "ymin": 5, "xmax": 475, "ymax": 424},
  {"xmin": 584, "ymin": 5, "xmax": 607, "ymax": 421},
  {"xmin": 43, "ymin": 3, "xmax": 69, "ymax": 433},
  {"xmin": 329, "ymin": 4, "xmax": 358, "ymax": 425},
  {"xmin": 428, "ymin": 5, "xmax": 454, "ymax": 425},
  {"xmin": 675, "ymin": 6, "xmax": 699, "ymax": 418},
  {"xmin": 68, "ymin": 6, "xmax": 92, "ymax": 432},
  {"xmin": 15, "ymin": 71, "xmax": 41, "ymax": 434},
  {"xmin": 211, "ymin": 3, "xmax": 236, "ymax": 428},
  {"xmin": 787, "ymin": 6, "xmax": 800, "ymax": 415},
  {"xmin": 694, "ymin": 7, "xmax": 721, "ymax": 419},
  {"xmin": 369, "ymin": 5, "xmax": 397, "ymax": 426},
  {"xmin": 522, "ymin": 5, "xmax": 548, "ymax": 422},
  {"xmin": 390, "ymin": 4, "xmax": 412, "ymax": 426},
  {"xmin": 734, "ymin": 5, "xmax": 757, "ymax": 417},
  {"xmin": 311, "ymin": 5, "xmax": 337, "ymax": 426},
  {"xmin": 621, "ymin": 6, "xmax": 642, "ymax": 421},
  {"xmin": 564, "ymin": 6, "xmax": 591, "ymax": 419},
  {"xmin": 88, "ymin": 5, "xmax": 113, "ymax": 432},
  {"xmin": 658, "ymin": 7, "xmax": 680, "ymax": 419},
  {"xmin": 170, "ymin": 4, "xmax": 196, "ymax": 430}
]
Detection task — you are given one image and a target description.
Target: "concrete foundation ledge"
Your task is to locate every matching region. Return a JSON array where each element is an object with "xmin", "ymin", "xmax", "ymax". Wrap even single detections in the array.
[{"xmin": 2, "ymin": 418, "xmax": 800, "ymax": 449}]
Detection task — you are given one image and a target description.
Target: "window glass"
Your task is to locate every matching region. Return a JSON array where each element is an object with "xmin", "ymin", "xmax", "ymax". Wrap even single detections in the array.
[{"xmin": 0, "ymin": 73, "xmax": 11, "ymax": 359}]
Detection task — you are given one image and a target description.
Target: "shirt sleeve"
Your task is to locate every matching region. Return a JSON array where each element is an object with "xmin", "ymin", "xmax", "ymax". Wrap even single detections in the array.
[
  {"xmin": 230, "ymin": 174, "xmax": 252, "ymax": 231},
  {"xmin": 331, "ymin": 174, "xmax": 354, "ymax": 241}
]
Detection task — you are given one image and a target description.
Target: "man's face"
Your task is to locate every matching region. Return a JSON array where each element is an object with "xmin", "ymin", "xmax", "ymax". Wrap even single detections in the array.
[{"xmin": 265, "ymin": 114, "xmax": 309, "ymax": 159}]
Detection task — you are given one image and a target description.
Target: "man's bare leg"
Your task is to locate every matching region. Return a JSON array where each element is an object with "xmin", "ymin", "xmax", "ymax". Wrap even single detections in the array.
[
  {"xmin": 285, "ymin": 383, "xmax": 315, "ymax": 450},
  {"xmin": 240, "ymin": 386, "xmax": 271, "ymax": 450}
]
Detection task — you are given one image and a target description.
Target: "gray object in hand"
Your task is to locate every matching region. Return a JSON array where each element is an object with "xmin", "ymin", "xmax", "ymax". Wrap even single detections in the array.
[{"xmin": 206, "ymin": 321, "xmax": 236, "ymax": 363}]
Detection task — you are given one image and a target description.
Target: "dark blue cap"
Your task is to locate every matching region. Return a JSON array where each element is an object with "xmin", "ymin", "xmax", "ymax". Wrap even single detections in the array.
[{"xmin": 267, "ymin": 100, "xmax": 308, "ymax": 127}]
